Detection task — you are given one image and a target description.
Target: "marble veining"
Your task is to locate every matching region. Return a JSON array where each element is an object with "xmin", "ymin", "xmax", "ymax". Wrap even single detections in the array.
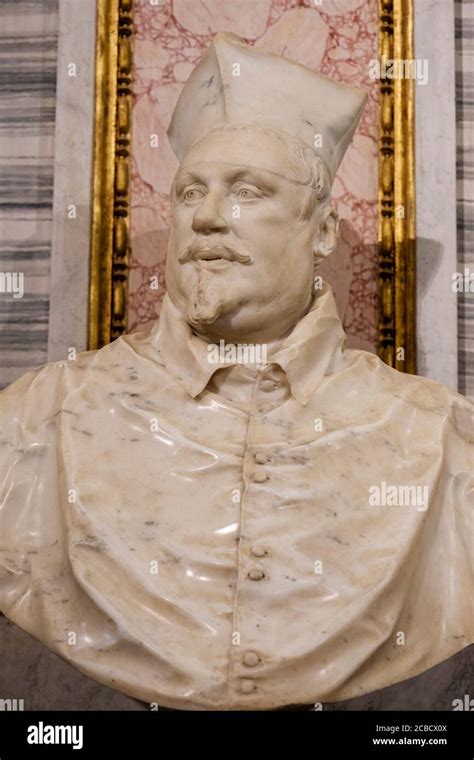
[{"xmin": 0, "ymin": 34, "xmax": 472, "ymax": 711}]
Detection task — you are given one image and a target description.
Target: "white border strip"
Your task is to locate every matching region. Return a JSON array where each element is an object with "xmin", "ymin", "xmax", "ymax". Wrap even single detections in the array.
[
  {"xmin": 414, "ymin": 0, "xmax": 458, "ymax": 391},
  {"xmin": 48, "ymin": 0, "xmax": 97, "ymax": 361}
]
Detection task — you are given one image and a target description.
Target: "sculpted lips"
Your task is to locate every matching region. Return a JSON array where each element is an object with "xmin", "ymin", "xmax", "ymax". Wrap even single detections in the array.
[{"xmin": 178, "ymin": 241, "xmax": 253, "ymax": 266}]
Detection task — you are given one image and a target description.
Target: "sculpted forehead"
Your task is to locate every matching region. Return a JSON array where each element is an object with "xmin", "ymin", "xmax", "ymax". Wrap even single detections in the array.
[{"xmin": 178, "ymin": 127, "xmax": 297, "ymax": 181}]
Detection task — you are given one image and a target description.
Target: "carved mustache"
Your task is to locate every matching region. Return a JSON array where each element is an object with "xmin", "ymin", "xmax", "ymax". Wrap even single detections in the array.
[{"xmin": 178, "ymin": 241, "xmax": 253, "ymax": 265}]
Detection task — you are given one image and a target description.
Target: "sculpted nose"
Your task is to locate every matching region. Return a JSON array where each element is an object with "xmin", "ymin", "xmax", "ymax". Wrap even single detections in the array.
[{"xmin": 192, "ymin": 193, "xmax": 229, "ymax": 235}]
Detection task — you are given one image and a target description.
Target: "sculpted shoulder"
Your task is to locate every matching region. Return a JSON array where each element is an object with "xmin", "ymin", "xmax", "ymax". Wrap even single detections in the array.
[
  {"xmin": 0, "ymin": 330, "xmax": 164, "ymax": 425},
  {"xmin": 342, "ymin": 345, "xmax": 473, "ymax": 433}
]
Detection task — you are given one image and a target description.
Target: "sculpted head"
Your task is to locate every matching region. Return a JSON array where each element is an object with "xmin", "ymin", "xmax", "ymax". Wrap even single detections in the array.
[
  {"xmin": 164, "ymin": 33, "xmax": 367, "ymax": 343},
  {"xmin": 165, "ymin": 124, "xmax": 339, "ymax": 344}
]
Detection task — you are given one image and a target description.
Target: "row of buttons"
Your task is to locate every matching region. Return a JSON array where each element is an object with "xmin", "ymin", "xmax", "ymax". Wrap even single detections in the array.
[
  {"xmin": 241, "ymin": 651, "xmax": 260, "ymax": 694},
  {"xmin": 248, "ymin": 541, "xmax": 270, "ymax": 581},
  {"xmin": 259, "ymin": 379, "xmax": 281, "ymax": 393},
  {"xmin": 252, "ymin": 451, "xmax": 270, "ymax": 487},
  {"xmin": 256, "ymin": 373, "xmax": 287, "ymax": 414},
  {"xmin": 238, "ymin": 435, "xmax": 277, "ymax": 695}
]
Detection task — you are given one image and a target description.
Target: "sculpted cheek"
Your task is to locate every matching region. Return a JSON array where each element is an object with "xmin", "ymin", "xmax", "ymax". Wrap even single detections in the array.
[
  {"xmin": 172, "ymin": 213, "xmax": 191, "ymax": 235},
  {"xmin": 243, "ymin": 216, "xmax": 293, "ymax": 244}
]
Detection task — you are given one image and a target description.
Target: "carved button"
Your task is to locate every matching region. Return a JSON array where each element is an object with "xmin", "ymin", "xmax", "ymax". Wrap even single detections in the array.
[
  {"xmin": 250, "ymin": 544, "xmax": 269, "ymax": 558},
  {"xmin": 248, "ymin": 566, "xmax": 265, "ymax": 581},
  {"xmin": 254, "ymin": 451, "xmax": 270, "ymax": 465},
  {"xmin": 242, "ymin": 651, "xmax": 260, "ymax": 668},
  {"xmin": 252, "ymin": 469, "xmax": 268, "ymax": 483},
  {"xmin": 260, "ymin": 379, "xmax": 279, "ymax": 393},
  {"xmin": 240, "ymin": 679, "xmax": 257, "ymax": 694},
  {"xmin": 258, "ymin": 400, "xmax": 275, "ymax": 413}
]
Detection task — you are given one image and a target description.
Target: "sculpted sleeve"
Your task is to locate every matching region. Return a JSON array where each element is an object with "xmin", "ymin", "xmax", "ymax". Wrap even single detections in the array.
[
  {"xmin": 409, "ymin": 393, "xmax": 474, "ymax": 658},
  {"xmin": 0, "ymin": 363, "xmax": 66, "ymax": 620},
  {"xmin": 330, "ymin": 386, "xmax": 474, "ymax": 703},
  {"xmin": 0, "ymin": 350, "xmax": 172, "ymax": 701}
]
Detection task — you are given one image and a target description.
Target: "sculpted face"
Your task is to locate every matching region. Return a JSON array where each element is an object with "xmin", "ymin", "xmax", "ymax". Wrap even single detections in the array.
[{"xmin": 165, "ymin": 127, "xmax": 337, "ymax": 343}]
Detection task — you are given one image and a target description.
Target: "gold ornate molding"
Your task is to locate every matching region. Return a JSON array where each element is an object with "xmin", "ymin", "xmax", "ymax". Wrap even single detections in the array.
[
  {"xmin": 378, "ymin": 0, "xmax": 416, "ymax": 373},
  {"xmin": 89, "ymin": 0, "xmax": 134, "ymax": 350}
]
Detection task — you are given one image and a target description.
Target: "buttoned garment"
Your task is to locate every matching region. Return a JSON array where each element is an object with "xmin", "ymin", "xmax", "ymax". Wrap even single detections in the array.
[{"xmin": 0, "ymin": 284, "xmax": 472, "ymax": 710}]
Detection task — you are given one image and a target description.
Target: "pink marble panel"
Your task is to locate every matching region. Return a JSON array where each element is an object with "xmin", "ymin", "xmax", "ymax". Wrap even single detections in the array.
[{"xmin": 130, "ymin": 0, "xmax": 378, "ymax": 352}]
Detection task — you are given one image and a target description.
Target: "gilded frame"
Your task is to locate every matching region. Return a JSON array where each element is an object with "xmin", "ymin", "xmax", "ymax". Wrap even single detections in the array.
[
  {"xmin": 89, "ymin": 0, "xmax": 416, "ymax": 373},
  {"xmin": 89, "ymin": 0, "xmax": 133, "ymax": 349}
]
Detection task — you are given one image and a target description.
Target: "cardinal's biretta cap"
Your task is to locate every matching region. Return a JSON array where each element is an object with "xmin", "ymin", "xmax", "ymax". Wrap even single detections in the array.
[{"xmin": 167, "ymin": 32, "xmax": 367, "ymax": 182}]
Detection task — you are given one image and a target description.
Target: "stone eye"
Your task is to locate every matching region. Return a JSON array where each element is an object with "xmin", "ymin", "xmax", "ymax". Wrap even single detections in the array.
[
  {"xmin": 236, "ymin": 188, "xmax": 256, "ymax": 199},
  {"xmin": 184, "ymin": 188, "xmax": 204, "ymax": 201}
]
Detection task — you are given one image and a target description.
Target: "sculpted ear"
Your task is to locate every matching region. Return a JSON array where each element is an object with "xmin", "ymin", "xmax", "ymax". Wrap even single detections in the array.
[{"xmin": 313, "ymin": 206, "xmax": 339, "ymax": 260}]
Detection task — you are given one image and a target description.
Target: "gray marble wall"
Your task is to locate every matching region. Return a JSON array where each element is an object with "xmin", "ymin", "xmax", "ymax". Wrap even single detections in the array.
[
  {"xmin": 0, "ymin": 0, "xmax": 59, "ymax": 389},
  {"xmin": 455, "ymin": 0, "xmax": 474, "ymax": 398}
]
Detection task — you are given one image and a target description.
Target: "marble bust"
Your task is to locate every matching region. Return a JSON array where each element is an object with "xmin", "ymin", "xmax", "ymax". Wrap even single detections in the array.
[{"xmin": 0, "ymin": 33, "xmax": 472, "ymax": 711}]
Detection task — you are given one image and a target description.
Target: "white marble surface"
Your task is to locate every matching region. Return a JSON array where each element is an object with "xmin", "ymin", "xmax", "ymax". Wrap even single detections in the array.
[
  {"xmin": 1, "ymin": 281, "xmax": 473, "ymax": 710},
  {"xmin": 414, "ymin": 0, "xmax": 458, "ymax": 391},
  {"xmin": 1, "ymin": 3, "xmax": 472, "ymax": 713},
  {"xmin": 47, "ymin": 0, "xmax": 97, "ymax": 362}
]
